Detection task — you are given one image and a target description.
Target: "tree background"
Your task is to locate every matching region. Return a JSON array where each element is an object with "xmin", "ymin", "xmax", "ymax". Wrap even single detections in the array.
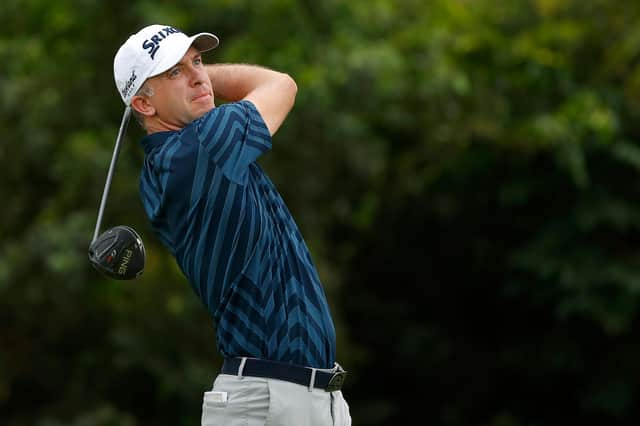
[{"xmin": 2, "ymin": 0, "xmax": 640, "ymax": 425}]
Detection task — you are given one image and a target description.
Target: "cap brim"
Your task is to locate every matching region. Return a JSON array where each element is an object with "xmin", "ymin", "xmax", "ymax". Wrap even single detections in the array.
[
  {"xmin": 147, "ymin": 32, "xmax": 219, "ymax": 80},
  {"xmin": 191, "ymin": 33, "xmax": 219, "ymax": 52}
]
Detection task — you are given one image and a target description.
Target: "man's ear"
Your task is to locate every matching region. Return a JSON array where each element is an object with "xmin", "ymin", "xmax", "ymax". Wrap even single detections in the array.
[{"xmin": 131, "ymin": 95, "xmax": 156, "ymax": 117}]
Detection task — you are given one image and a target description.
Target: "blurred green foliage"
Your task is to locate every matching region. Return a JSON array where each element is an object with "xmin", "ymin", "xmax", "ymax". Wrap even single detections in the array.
[{"xmin": 2, "ymin": 0, "xmax": 640, "ymax": 425}]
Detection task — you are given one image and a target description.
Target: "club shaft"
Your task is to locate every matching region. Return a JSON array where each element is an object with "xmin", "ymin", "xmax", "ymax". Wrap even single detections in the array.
[{"xmin": 92, "ymin": 107, "xmax": 132, "ymax": 243}]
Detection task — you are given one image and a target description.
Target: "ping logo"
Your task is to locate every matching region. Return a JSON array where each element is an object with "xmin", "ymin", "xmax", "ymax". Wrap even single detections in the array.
[
  {"xmin": 118, "ymin": 249, "xmax": 133, "ymax": 275},
  {"xmin": 121, "ymin": 70, "xmax": 137, "ymax": 98},
  {"xmin": 142, "ymin": 26, "xmax": 181, "ymax": 60}
]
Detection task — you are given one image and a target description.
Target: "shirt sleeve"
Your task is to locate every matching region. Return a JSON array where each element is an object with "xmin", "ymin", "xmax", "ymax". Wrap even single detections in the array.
[{"xmin": 194, "ymin": 100, "xmax": 272, "ymax": 184}]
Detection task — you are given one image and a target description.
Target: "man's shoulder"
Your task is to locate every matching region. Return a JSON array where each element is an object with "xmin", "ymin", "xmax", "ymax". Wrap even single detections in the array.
[
  {"xmin": 191, "ymin": 100, "xmax": 263, "ymax": 141},
  {"xmin": 194, "ymin": 100, "xmax": 257, "ymax": 125}
]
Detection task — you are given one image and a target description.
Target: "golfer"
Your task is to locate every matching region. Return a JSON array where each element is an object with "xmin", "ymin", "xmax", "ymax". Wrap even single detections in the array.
[{"xmin": 113, "ymin": 24, "xmax": 351, "ymax": 425}]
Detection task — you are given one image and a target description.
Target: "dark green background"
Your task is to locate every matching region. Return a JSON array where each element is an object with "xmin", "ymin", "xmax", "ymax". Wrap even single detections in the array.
[{"xmin": 2, "ymin": 0, "xmax": 640, "ymax": 425}]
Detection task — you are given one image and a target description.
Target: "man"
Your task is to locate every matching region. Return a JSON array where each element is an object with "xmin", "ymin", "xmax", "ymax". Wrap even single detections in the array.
[{"xmin": 113, "ymin": 24, "xmax": 351, "ymax": 425}]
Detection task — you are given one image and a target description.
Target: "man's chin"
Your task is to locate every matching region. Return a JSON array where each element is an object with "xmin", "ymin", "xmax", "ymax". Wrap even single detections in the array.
[{"xmin": 191, "ymin": 104, "xmax": 215, "ymax": 121}]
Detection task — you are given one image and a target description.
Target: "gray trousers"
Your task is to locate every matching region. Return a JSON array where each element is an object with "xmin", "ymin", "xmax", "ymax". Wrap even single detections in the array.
[{"xmin": 202, "ymin": 374, "xmax": 352, "ymax": 426}]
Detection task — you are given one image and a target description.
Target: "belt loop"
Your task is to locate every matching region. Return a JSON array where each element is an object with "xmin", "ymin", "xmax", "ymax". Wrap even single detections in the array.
[
  {"xmin": 237, "ymin": 357, "xmax": 248, "ymax": 379},
  {"xmin": 308, "ymin": 368, "xmax": 317, "ymax": 392}
]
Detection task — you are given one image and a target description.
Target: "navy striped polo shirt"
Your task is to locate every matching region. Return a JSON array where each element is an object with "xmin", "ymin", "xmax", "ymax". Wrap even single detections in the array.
[{"xmin": 138, "ymin": 100, "xmax": 336, "ymax": 368}]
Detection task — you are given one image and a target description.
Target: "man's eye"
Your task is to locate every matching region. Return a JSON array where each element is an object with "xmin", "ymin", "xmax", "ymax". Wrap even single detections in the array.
[
  {"xmin": 169, "ymin": 68, "xmax": 180, "ymax": 77},
  {"xmin": 194, "ymin": 57, "xmax": 202, "ymax": 66}
]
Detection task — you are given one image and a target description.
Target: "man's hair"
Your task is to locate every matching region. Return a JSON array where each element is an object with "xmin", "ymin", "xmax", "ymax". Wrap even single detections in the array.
[{"xmin": 132, "ymin": 83, "xmax": 154, "ymax": 130}]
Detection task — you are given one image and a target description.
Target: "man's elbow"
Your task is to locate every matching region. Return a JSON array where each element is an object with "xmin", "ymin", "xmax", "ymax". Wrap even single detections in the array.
[{"xmin": 280, "ymin": 73, "xmax": 298, "ymax": 105}]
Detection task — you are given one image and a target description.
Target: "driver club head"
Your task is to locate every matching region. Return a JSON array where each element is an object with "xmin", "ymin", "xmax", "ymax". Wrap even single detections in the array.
[{"xmin": 88, "ymin": 225, "xmax": 145, "ymax": 280}]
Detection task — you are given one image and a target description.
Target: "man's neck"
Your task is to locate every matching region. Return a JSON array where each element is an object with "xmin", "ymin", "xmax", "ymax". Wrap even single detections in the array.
[{"xmin": 145, "ymin": 117, "xmax": 183, "ymax": 134}]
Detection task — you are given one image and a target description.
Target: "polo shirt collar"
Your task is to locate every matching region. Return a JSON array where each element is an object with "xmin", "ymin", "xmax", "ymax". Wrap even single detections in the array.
[{"xmin": 140, "ymin": 130, "xmax": 175, "ymax": 154}]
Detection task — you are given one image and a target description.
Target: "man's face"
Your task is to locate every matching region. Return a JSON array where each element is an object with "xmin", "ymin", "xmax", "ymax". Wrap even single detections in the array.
[{"xmin": 146, "ymin": 47, "xmax": 214, "ymax": 127}]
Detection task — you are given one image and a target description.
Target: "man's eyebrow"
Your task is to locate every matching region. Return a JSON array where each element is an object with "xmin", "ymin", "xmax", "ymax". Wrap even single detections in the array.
[
  {"xmin": 164, "ymin": 53, "xmax": 202, "ymax": 76},
  {"xmin": 177, "ymin": 53, "xmax": 201, "ymax": 65}
]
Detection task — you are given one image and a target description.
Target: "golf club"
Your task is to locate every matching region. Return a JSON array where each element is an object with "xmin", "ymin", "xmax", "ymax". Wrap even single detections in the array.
[{"xmin": 88, "ymin": 106, "xmax": 146, "ymax": 280}]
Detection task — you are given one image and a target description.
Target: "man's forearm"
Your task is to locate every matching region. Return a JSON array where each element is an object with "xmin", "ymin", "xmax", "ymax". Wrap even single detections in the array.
[
  {"xmin": 207, "ymin": 63, "xmax": 288, "ymax": 101},
  {"xmin": 206, "ymin": 63, "xmax": 297, "ymax": 136}
]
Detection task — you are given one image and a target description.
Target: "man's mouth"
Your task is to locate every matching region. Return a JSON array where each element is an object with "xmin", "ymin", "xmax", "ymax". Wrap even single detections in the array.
[{"xmin": 192, "ymin": 92, "xmax": 211, "ymax": 102}]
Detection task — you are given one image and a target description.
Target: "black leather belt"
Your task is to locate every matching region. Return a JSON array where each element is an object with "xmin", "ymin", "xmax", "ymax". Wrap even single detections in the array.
[{"xmin": 221, "ymin": 357, "xmax": 347, "ymax": 392}]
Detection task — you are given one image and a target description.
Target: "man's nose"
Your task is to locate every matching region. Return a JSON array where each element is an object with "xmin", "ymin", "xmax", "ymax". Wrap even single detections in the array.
[{"xmin": 189, "ymin": 65, "xmax": 206, "ymax": 86}]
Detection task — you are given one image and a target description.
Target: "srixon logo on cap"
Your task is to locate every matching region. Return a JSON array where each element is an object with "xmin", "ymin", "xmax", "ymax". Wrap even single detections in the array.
[{"xmin": 142, "ymin": 26, "xmax": 182, "ymax": 60}]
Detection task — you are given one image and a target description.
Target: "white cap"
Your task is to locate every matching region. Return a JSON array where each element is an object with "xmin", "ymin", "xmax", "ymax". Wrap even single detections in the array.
[{"xmin": 114, "ymin": 24, "xmax": 219, "ymax": 105}]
